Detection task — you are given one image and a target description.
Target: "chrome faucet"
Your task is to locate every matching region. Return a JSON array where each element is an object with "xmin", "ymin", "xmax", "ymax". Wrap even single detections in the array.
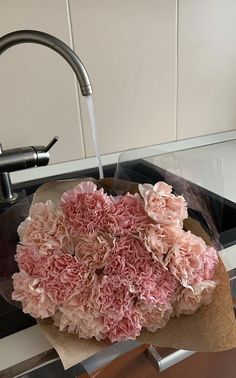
[{"xmin": 0, "ymin": 30, "xmax": 93, "ymax": 204}]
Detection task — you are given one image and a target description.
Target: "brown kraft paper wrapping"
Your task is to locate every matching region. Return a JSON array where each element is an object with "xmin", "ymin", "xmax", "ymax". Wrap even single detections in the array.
[{"xmin": 31, "ymin": 179, "xmax": 236, "ymax": 370}]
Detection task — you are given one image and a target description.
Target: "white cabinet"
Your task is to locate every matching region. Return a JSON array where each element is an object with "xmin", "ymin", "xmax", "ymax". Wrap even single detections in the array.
[
  {"xmin": 69, "ymin": 0, "xmax": 177, "ymax": 157},
  {"xmin": 0, "ymin": 0, "xmax": 84, "ymax": 164},
  {"xmin": 177, "ymin": 0, "xmax": 236, "ymax": 140}
]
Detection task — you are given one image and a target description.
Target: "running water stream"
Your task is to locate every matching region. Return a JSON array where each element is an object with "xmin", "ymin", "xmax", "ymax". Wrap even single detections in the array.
[{"xmin": 86, "ymin": 95, "xmax": 104, "ymax": 179}]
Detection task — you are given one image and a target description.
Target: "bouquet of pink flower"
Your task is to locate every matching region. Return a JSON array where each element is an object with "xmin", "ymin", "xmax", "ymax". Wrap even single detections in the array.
[{"xmin": 12, "ymin": 180, "xmax": 219, "ymax": 343}]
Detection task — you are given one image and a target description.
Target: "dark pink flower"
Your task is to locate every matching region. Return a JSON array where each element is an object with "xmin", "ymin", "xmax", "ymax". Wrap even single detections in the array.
[
  {"xmin": 60, "ymin": 182, "xmax": 112, "ymax": 235},
  {"xmin": 137, "ymin": 262, "xmax": 179, "ymax": 309},
  {"xmin": 105, "ymin": 193, "xmax": 150, "ymax": 236},
  {"xmin": 97, "ymin": 275, "xmax": 143, "ymax": 342},
  {"xmin": 98, "ymin": 275, "xmax": 135, "ymax": 321},
  {"xmin": 104, "ymin": 236, "xmax": 178, "ymax": 308},
  {"xmin": 15, "ymin": 247, "xmax": 90, "ymax": 306},
  {"xmin": 42, "ymin": 254, "xmax": 87, "ymax": 305},
  {"xmin": 16, "ymin": 244, "xmax": 63, "ymax": 277}
]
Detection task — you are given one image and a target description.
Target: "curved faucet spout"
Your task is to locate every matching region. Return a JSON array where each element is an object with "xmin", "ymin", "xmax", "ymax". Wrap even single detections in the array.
[{"xmin": 0, "ymin": 30, "xmax": 92, "ymax": 96}]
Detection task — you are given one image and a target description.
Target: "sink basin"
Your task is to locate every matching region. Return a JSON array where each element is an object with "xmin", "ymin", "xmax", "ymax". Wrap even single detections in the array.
[{"xmin": 1, "ymin": 159, "xmax": 236, "ymax": 338}]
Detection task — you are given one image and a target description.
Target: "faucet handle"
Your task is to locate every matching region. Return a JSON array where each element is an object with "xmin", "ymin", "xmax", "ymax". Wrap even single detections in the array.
[
  {"xmin": 44, "ymin": 136, "xmax": 59, "ymax": 152},
  {"xmin": 33, "ymin": 136, "xmax": 59, "ymax": 167}
]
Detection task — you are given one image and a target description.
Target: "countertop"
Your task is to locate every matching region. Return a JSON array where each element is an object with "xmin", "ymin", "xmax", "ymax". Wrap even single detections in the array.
[{"xmin": 146, "ymin": 139, "xmax": 236, "ymax": 203}]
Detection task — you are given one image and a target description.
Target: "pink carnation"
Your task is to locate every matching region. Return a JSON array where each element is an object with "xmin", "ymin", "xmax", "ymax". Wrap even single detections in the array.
[
  {"xmin": 42, "ymin": 254, "xmax": 87, "ymax": 305},
  {"xmin": 105, "ymin": 193, "xmax": 150, "ymax": 236},
  {"xmin": 97, "ymin": 275, "xmax": 143, "ymax": 342},
  {"xmin": 167, "ymin": 230, "xmax": 210, "ymax": 287},
  {"xmin": 98, "ymin": 275, "xmax": 135, "ymax": 321},
  {"xmin": 15, "ymin": 249, "xmax": 88, "ymax": 305},
  {"xmin": 60, "ymin": 182, "xmax": 111, "ymax": 236},
  {"xmin": 138, "ymin": 303, "xmax": 173, "ymax": 332},
  {"xmin": 144, "ymin": 224, "xmax": 182, "ymax": 266},
  {"xmin": 53, "ymin": 305, "xmax": 106, "ymax": 341},
  {"xmin": 104, "ymin": 236, "xmax": 151, "ymax": 279},
  {"xmin": 137, "ymin": 262, "xmax": 179, "ymax": 308},
  {"xmin": 17, "ymin": 201, "xmax": 72, "ymax": 253},
  {"xmin": 139, "ymin": 182, "xmax": 188, "ymax": 226},
  {"xmin": 74, "ymin": 232, "xmax": 113, "ymax": 269},
  {"xmin": 104, "ymin": 236, "xmax": 178, "ymax": 309},
  {"xmin": 174, "ymin": 280, "xmax": 217, "ymax": 316},
  {"xmin": 203, "ymin": 246, "xmax": 219, "ymax": 280},
  {"xmin": 12, "ymin": 270, "xmax": 56, "ymax": 318},
  {"xmin": 53, "ymin": 272, "xmax": 106, "ymax": 341},
  {"xmin": 16, "ymin": 244, "xmax": 55, "ymax": 276},
  {"xmin": 104, "ymin": 308, "xmax": 143, "ymax": 342}
]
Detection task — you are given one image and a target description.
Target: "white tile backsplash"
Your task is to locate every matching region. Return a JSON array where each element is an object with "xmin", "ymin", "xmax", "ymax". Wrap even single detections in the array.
[
  {"xmin": 0, "ymin": 0, "xmax": 235, "ymax": 164},
  {"xmin": 0, "ymin": 0, "xmax": 85, "ymax": 164},
  {"xmin": 177, "ymin": 0, "xmax": 236, "ymax": 139},
  {"xmin": 69, "ymin": 0, "xmax": 177, "ymax": 156}
]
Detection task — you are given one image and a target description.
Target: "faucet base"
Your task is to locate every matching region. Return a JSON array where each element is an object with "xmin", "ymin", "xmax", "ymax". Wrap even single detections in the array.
[
  {"xmin": 0, "ymin": 172, "xmax": 18, "ymax": 205},
  {"xmin": 0, "ymin": 192, "xmax": 18, "ymax": 205}
]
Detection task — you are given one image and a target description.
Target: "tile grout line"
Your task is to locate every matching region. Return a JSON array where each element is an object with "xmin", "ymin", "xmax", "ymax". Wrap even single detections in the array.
[
  {"xmin": 175, "ymin": 0, "xmax": 179, "ymax": 142},
  {"xmin": 66, "ymin": 0, "xmax": 86, "ymax": 158}
]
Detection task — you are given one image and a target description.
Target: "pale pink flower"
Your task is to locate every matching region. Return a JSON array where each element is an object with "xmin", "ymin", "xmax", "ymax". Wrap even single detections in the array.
[
  {"xmin": 144, "ymin": 224, "xmax": 182, "ymax": 266},
  {"xmin": 17, "ymin": 200, "xmax": 72, "ymax": 253},
  {"xmin": 138, "ymin": 302, "xmax": 173, "ymax": 332},
  {"xmin": 12, "ymin": 270, "xmax": 56, "ymax": 318},
  {"xmin": 104, "ymin": 308, "xmax": 143, "ymax": 342},
  {"xmin": 60, "ymin": 182, "xmax": 112, "ymax": 236},
  {"xmin": 64, "ymin": 271, "xmax": 99, "ymax": 309},
  {"xmin": 74, "ymin": 232, "xmax": 113, "ymax": 269},
  {"xmin": 139, "ymin": 182, "xmax": 188, "ymax": 226},
  {"xmin": 174, "ymin": 280, "xmax": 217, "ymax": 316},
  {"xmin": 167, "ymin": 230, "xmax": 209, "ymax": 287},
  {"xmin": 203, "ymin": 246, "xmax": 219, "ymax": 280},
  {"xmin": 53, "ymin": 305, "xmax": 106, "ymax": 341}
]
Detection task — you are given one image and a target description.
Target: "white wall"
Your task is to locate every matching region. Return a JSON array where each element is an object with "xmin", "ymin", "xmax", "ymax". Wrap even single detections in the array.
[
  {"xmin": 0, "ymin": 0, "xmax": 236, "ymax": 165},
  {"xmin": 177, "ymin": 0, "xmax": 236, "ymax": 139}
]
